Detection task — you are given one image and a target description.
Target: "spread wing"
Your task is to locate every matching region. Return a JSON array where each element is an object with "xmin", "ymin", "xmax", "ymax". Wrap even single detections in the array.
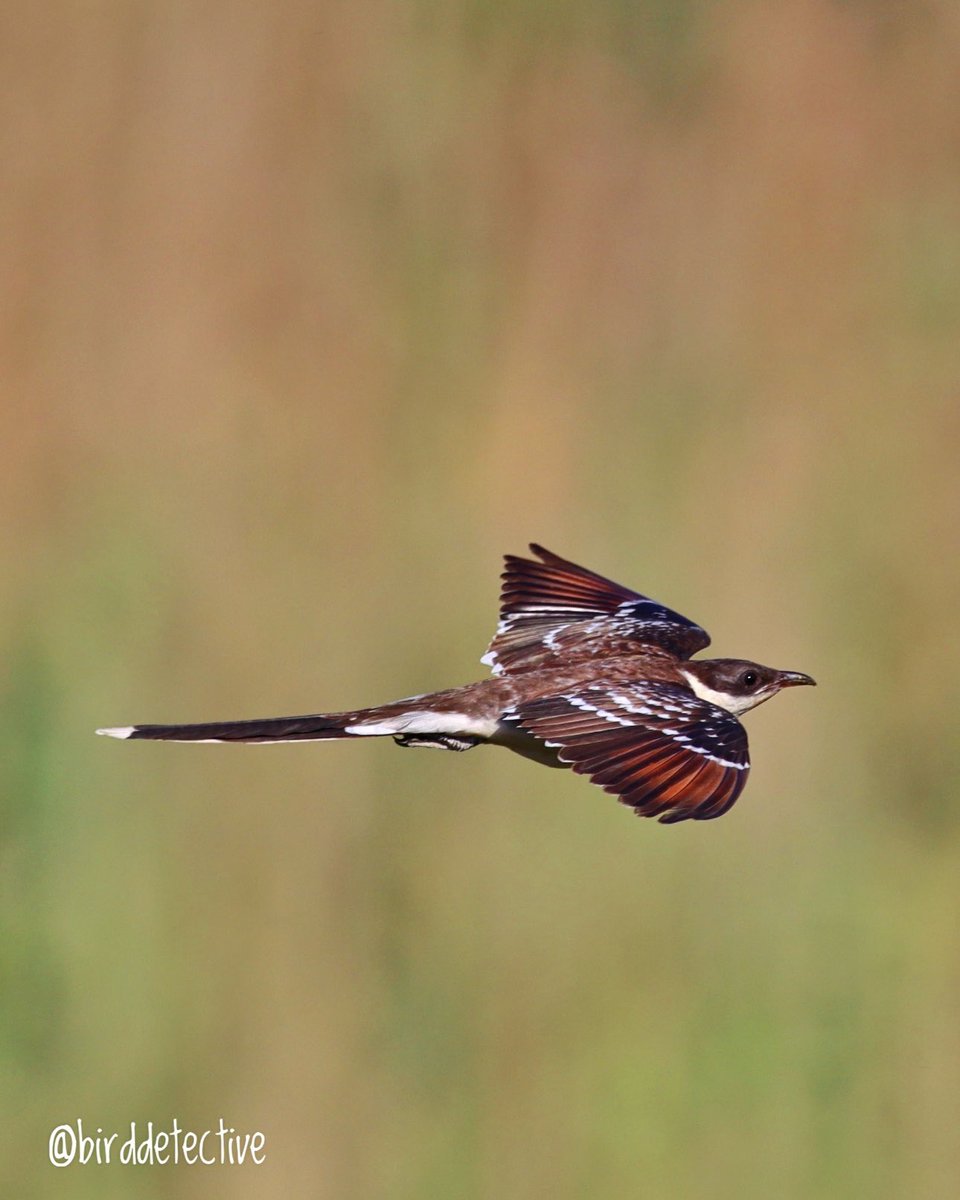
[
  {"xmin": 507, "ymin": 682, "xmax": 750, "ymax": 822},
  {"xmin": 482, "ymin": 544, "xmax": 710, "ymax": 676}
]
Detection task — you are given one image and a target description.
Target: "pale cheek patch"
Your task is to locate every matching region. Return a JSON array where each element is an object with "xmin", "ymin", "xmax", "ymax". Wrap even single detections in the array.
[{"xmin": 679, "ymin": 670, "xmax": 762, "ymax": 716}]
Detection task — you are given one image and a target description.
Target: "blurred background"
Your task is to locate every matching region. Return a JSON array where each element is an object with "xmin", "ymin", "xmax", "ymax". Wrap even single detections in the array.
[{"xmin": 3, "ymin": 1, "xmax": 960, "ymax": 1197}]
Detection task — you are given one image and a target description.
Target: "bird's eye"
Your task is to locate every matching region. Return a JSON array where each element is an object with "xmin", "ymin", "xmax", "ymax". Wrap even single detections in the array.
[{"xmin": 742, "ymin": 670, "xmax": 759, "ymax": 688}]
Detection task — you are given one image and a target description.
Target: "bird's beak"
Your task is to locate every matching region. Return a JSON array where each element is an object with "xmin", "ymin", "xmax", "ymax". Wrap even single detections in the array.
[{"xmin": 777, "ymin": 670, "xmax": 816, "ymax": 688}]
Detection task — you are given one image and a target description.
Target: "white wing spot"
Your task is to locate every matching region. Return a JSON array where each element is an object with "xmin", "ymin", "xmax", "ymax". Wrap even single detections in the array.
[
  {"xmin": 566, "ymin": 695, "xmax": 633, "ymax": 727},
  {"xmin": 543, "ymin": 628, "xmax": 562, "ymax": 652},
  {"xmin": 608, "ymin": 692, "xmax": 654, "ymax": 717}
]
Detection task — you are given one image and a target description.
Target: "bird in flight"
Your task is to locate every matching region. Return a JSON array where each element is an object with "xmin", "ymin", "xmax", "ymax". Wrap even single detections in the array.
[{"xmin": 98, "ymin": 545, "xmax": 815, "ymax": 823}]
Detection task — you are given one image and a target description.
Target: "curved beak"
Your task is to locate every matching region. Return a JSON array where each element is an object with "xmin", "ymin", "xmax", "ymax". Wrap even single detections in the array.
[{"xmin": 777, "ymin": 670, "xmax": 816, "ymax": 689}]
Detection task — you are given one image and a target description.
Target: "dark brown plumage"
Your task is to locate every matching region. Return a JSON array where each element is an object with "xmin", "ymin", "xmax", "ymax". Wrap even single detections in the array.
[{"xmin": 98, "ymin": 545, "xmax": 815, "ymax": 823}]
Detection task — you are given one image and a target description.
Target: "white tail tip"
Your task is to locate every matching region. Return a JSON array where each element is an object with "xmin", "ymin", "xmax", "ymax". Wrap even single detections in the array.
[{"xmin": 96, "ymin": 726, "xmax": 137, "ymax": 739}]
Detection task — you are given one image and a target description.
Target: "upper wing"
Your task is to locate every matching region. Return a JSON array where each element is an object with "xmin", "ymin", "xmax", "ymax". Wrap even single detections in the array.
[
  {"xmin": 482, "ymin": 544, "xmax": 710, "ymax": 675},
  {"xmin": 508, "ymin": 681, "xmax": 750, "ymax": 822}
]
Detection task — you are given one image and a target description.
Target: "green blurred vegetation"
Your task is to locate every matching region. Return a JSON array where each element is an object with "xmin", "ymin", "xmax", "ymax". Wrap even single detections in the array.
[{"xmin": 2, "ymin": 1, "xmax": 960, "ymax": 1196}]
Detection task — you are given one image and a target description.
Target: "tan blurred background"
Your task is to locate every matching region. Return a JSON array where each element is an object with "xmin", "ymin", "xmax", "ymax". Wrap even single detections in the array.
[{"xmin": 3, "ymin": 2, "xmax": 960, "ymax": 1197}]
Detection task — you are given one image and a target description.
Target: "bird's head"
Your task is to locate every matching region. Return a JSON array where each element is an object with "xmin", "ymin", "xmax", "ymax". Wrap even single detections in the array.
[{"xmin": 680, "ymin": 658, "xmax": 816, "ymax": 716}]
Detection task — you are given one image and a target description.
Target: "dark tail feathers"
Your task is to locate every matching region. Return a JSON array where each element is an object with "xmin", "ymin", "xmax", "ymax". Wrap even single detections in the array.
[{"xmin": 96, "ymin": 711, "xmax": 359, "ymax": 743}]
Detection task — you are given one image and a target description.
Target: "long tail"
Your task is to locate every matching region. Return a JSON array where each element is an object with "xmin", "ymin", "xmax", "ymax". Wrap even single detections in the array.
[
  {"xmin": 96, "ymin": 708, "xmax": 382, "ymax": 744},
  {"xmin": 96, "ymin": 693, "xmax": 497, "ymax": 746}
]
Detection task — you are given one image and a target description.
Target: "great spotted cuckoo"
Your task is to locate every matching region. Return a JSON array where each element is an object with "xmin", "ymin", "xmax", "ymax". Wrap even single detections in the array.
[{"xmin": 98, "ymin": 545, "xmax": 815, "ymax": 823}]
